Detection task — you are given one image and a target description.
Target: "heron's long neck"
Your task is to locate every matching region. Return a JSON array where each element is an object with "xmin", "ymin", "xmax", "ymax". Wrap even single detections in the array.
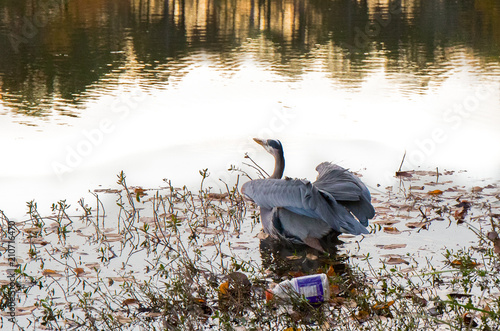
[{"xmin": 271, "ymin": 151, "xmax": 285, "ymax": 179}]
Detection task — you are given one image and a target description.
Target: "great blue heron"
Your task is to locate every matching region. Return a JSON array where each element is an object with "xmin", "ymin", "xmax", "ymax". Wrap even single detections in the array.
[{"xmin": 241, "ymin": 138, "xmax": 375, "ymax": 252}]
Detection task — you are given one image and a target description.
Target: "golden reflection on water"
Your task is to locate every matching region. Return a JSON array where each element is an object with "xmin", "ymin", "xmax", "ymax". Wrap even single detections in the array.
[{"xmin": 0, "ymin": 0, "xmax": 499, "ymax": 118}]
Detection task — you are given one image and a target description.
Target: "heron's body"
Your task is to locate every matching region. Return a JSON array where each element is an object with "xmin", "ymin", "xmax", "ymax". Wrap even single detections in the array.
[{"xmin": 242, "ymin": 139, "xmax": 375, "ymax": 251}]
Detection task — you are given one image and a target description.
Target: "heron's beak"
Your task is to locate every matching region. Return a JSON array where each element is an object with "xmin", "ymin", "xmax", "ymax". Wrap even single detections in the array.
[{"xmin": 253, "ymin": 138, "xmax": 266, "ymax": 146}]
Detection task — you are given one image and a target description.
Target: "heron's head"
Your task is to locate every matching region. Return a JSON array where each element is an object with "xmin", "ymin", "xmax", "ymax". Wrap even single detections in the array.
[{"xmin": 253, "ymin": 138, "xmax": 283, "ymax": 158}]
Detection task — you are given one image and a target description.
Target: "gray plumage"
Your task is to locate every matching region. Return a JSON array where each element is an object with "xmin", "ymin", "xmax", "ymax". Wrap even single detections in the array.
[{"xmin": 241, "ymin": 138, "xmax": 374, "ymax": 251}]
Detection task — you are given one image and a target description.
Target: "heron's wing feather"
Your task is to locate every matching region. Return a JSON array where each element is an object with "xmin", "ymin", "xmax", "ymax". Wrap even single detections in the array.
[
  {"xmin": 314, "ymin": 162, "xmax": 375, "ymax": 226},
  {"xmin": 242, "ymin": 178, "xmax": 369, "ymax": 235}
]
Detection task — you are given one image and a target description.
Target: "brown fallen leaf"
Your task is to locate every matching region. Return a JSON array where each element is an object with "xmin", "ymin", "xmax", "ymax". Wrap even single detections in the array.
[
  {"xmin": 42, "ymin": 269, "xmax": 63, "ymax": 277},
  {"xmin": 286, "ymin": 255, "xmax": 302, "ymax": 260},
  {"xmin": 410, "ymin": 186, "xmax": 424, "ymax": 190},
  {"xmin": 306, "ymin": 253, "xmax": 318, "ymax": 261},
  {"xmin": 427, "ymin": 190, "xmax": 443, "ymax": 195},
  {"xmin": 406, "ymin": 222, "xmax": 428, "ymax": 229},
  {"xmin": 28, "ymin": 237, "xmax": 48, "ymax": 245},
  {"xmin": 450, "ymin": 260, "xmax": 478, "ymax": 268},
  {"xmin": 289, "ymin": 271, "xmax": 306, "ymax": 278},
  {"xmin": 74, "ymin": 267, "xmax": 85, "ymax": 276},
  {"xmin": 219, "ymin": 281, "xmax": 229, "ymax": 295},
  {"xmin": 487, "ymin": 231, "xmax": 500, "ymax": 255},
  {"xmin": 103, "ymin": 233, "xmax": 122, "ymax": 242},
  {"xmin": 257, "ymin": 231, "xmax": 269, "ymax": 240},
  {"xmin": 376, "ymin": 244, "xmax": 407, "ymax": 250},
  {"xmin": 202, "ymin": 240, "xmax": 216, "ymax": 247},
  {"xmin": 372, "ymin": 300, "xmax": 395, "ymax": 310},
  {"xmin": 94, "ymin": 188, "xmax": 121, "ymax": 193},
  {"xmin": 207, "ymin": 193, "xmax": 229, "ymax": 200},
  {"xmin": 0, "ymin": 306, "xmax": 37, "ymax": 317},
  {"xmin": 354, "ymin": 310, "xmax": 370, "ymax": 322},
  {"xmin": 383, "ymin": 227, "xmax": 401, "ymax": 234},
  {"xmin": 395, "ymin": 171, "xmax": 412, "ymax": 178},
  {"xmin": 115, "ymin": 315, "xmax": 133, "ymax": 324},
  {"xmin": 330, "ymin": 297, "xmax": 346, "ymax": 306},
  {"xmin": 24, "ymin": 227, "xmax": 42, "ymax": 235},
  {"xmin": 463, "ymin": 312, "xmax": 478, "ymax": 327},
  {"xmin": 327, "ymin": 265, "xmax": 336, "ymax": 277},
  {"xmin": 471, "ymin": 186, "xmax": 483, "ymax": 193},
  {"xmin": 454, "ymin": 207, "xmax": 467, "ymax": 221},
  {"xmin": 108, "ymin": 277, "xmax": 135, "ymax": 282},
  {"xmin": 385, "ymin": 257, "xmax": 409, "ymax": 265},
  {"xmin": 403, "ymin": 293, "xmax": 428, "ymax": 306},
  {"xmin": 122, "ymin": 298, "xmax": 139, "ymax": 306},
  {"xmin": 372, "ymin": 219, "xmax": 400, "ymax": 226}
]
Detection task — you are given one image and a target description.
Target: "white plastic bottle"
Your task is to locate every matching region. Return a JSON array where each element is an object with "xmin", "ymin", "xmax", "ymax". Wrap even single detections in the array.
[{"xmin": 267, "ymin": 273, "xmax": 330, "ymax": 305}]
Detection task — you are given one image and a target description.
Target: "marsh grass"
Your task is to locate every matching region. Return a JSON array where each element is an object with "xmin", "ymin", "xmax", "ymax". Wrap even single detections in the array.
[{"xmin": 0, "ymin": 168, "xmax": 499, "ymax": 330}]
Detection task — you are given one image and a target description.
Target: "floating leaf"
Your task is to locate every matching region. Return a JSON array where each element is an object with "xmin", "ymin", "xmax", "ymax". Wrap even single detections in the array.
[
  {"xmin": 202, "ymin": 240, "xmax": 216, "ymax": 247},
  {"xmin": 207, "ymin": 192, "xmax": 229, "ymax": 200},
  {"xmin": 306, "ymin": 253, "xmax": 318, "ymax": 261},
  {"xmin": 385, "ymin": 257, "xmax": 409, "ymax": 265},
  {"xmin": 410, "ymin": 186, "xmax": 424, "ymax": 190},
  {"xmin": 24, "ymin": 227, "xmax": 42, "ymax": 234},
  {"xmin": 373, "ymin": 300, "xmax": 395, "ymax": 310},
  {"xmin": 8, "ymin": 306, "xmax": 37, "ymax": 316},
  {"xmin": 395, "ymin": 171, "xmax": 412, "ymax": 178},
  {"xmin": 219, "ymin": 281, "xmax": 229, "ymax": 295},
  {"xmin": 256, "ymin": 231, "xmax": 269, "ymax": 240},
  {"xmin": 354, "ymin": 310, "xmax": 370, "ymax": 322},
  {"xmin": 327, "ymin": 265, "xmax": 336, "ymax": 277},
  {"xmin": 115, "ymin": 315, "xmax": 133, "ymax": 324},
  {"xmin": 289, "ymin": 271, "xmax": 306, "ymax": 278},
  {"xmin": 406, "ymin": 222, "xmax": 428, "ymax": 230},
  {"xmin": 450, "ymin": 260, "xmax": 478, "ymax": 268},
  {"xmin": 74, "ymin": 267, "xmax": 85, "ymax": 276},
  {"xmin": 330, "ymin": 284, "xmax": 341, "ymax": 296},
  {"xmin": 42, "ymin": 269, "xmax": 62, "ymax": 277},
  {"xmin": 448, "ymin": 292, "xmax": 473, "ymax": 299},
  {"xmin": 103, "ymin": 233, "xmax": 122, "ymax": 242},
  {"xmin": 94, "ymin": 188, "xmax": 121, "ymax": 193},
  {"xmin": 134, "ymin": 187, "xmax": 146, "ymax": 202},
  {"xmin": 383, "ymin": 227, "xmax": 401, "ymax": 234},
  {"xmin": 463, "ymin": 312, "xmax": 478, "ymax": 327},
  {"xmin": 454, "ymin": 207, "xmax": 467, "ymax": 221},
  {"xmin": 376, "ymin": 244, "xmax": 407, "ymax": 250},
  {"xmin": 85, "ymin": 262, "xmax": 101, "ymax": 269},
  {"xmin": 122, "ymin": 298, "xmax": 139, "ymax": 306},
  {"xmin": 109, "ymin": 277, "xmax": 135, "ymax": 282},
  {"xmin": 30, "ymin": 237, "xmax": 49, "ymax": 245}
]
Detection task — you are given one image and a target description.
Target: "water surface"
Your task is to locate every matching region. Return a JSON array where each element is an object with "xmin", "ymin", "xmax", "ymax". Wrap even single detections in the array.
[{"xmin": 0, "ymin": 0, "xmax": 499, "ymax": 218}]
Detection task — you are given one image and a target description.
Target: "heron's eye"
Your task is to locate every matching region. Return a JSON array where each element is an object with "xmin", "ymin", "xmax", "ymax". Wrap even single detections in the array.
[{"xmin": 268, "ymin": 140, "xmax": 281, "ymax": 150}]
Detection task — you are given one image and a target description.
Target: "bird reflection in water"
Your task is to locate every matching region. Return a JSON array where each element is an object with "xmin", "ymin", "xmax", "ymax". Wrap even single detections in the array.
[{"xmin": 259, "ymin": 231, "xmax": 347, "ymax": 277}]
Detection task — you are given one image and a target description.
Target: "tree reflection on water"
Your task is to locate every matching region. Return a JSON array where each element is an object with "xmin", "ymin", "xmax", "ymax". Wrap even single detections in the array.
[{"xmin": 0, "ymin": 0, "xmax": 498, "ymax": 117}]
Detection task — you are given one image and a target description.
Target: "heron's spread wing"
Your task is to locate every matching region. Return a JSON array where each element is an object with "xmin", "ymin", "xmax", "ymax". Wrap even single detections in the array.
[
  {"xmin": 313, "ymin": 162, "xmax": 375, "ymax": 226},
  {"xmin": 242, "ymin": 178, "xmax": 369, "ymax": 235}
]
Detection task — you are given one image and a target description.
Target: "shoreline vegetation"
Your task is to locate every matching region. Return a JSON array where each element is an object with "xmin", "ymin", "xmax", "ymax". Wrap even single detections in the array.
[{"xmin": 1, "ymin": 167, "xmax": 499, "ymax": 330}]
